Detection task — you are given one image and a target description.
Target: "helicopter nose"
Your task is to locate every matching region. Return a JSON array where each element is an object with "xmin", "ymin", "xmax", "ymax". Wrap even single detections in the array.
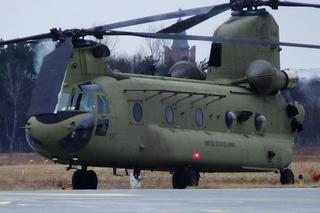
[{"xmin": 25, "ymin": 112, "xmax": 95, "ymax": 155}]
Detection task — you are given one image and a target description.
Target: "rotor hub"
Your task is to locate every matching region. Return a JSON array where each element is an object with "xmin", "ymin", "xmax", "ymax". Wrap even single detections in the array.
[
  {"xmin": 230, "ymin": 0, "xmax": 279, "ymax": 11},
  {"xmin": 231, "ymin": 8, "xmax": 269, "ymax": 16}
]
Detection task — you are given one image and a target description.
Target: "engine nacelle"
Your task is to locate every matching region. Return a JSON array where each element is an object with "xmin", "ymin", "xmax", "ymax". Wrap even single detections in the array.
[
  {"xmin": 169, "ymin": 61, "xmax": 205, "ymax": 80},
  {"xmin": 245, "ymin": 60, "xmax": 298, "ymax": 95}
]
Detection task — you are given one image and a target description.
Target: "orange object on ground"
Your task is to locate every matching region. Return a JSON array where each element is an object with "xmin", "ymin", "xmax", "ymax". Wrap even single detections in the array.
[{"xmin": 309, "ymin": 171, "xmax": 320, "ymax": 182}]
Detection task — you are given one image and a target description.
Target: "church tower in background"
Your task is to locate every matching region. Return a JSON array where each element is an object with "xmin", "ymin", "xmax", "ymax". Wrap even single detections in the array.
[{"xmin": 164, "ymin": 18, "xmax": 196, "ymax": 64}]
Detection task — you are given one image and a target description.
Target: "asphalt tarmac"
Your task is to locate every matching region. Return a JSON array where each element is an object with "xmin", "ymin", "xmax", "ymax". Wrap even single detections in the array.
[{"xmin": 0, "ymin": 188, "xmax": 319, "ymax": 213}]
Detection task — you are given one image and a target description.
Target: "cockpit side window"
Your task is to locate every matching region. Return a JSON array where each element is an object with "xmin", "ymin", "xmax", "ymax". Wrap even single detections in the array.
[
  {"xmin": 104, "ymin": 96, "xmax": 110, "ymax": 113},
  {"xmin": 79, "ymin": 94, "xmax": 94, "ymax": 111},
  {"xmin": 97, "ymin": 95, "xmax": 110, "ymax": 114},
  {"xmin": 97, "ymin": 95, "xmax": 104, "ymax": 114}
]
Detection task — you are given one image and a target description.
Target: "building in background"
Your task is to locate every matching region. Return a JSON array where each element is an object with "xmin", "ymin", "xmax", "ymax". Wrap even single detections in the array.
[{"xmin": 164, "ymin": 18, "xmax": 196, "ymax": 64}]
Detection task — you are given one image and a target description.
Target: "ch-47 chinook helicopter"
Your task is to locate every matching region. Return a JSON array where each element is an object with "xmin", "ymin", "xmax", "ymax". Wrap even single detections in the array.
[{"xmin": 1, "ymin": 0, "xmax": 319, "ymax": 189}]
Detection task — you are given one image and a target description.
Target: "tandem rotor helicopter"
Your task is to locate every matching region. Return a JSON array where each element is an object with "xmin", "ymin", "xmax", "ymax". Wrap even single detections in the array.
[{"xmin": 1, "ymin": 0, "xmax": 319, "ymax": 189}]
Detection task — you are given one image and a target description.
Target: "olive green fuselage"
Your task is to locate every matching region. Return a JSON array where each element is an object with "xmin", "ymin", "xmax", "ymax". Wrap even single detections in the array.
[{"xmin": 27, "ymin": 73, "xmax": 294, "ymax": 173}]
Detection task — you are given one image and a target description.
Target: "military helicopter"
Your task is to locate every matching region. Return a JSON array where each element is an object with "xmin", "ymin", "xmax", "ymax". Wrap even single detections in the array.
[{"xmin": 1, "ymin": 0, "xmax": 319, "ymax": 189}]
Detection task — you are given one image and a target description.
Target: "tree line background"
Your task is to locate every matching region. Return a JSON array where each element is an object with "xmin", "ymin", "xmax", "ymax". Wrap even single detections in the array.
[{"xmin": 0, "ymin": 40, "xmax": 319, "ymax": 152}]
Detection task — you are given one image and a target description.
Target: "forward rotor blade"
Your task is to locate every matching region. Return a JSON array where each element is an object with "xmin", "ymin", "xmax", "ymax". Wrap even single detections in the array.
[
  {"xmin": 28, "ymin": 38, "xmax": 73, "ymax": 117},
  {"xmin": 106, "ymin": 31, "xmax": 320, "ymax": 49},
  {"xmin": 0, "ymin": 33, "xmax": 52, "ymax": 46},
  {"xmin": 253, "ymin": 0, "xmax": 320, "ymax": 9},
  {"xmin": 92, "ymin": 6, "xmax": 214, "ymax": 31},
  {"xmin": 277, "ymin": 1, "xmax": 320, "ymax": 9},
  {"xmin": 158, "ymin": 4, "xmax": 230, "ymax": 34}
]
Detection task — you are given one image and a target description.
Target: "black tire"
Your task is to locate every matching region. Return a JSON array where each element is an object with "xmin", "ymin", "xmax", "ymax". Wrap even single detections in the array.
[
  {"xmin": 172, "ymin": 172, "xmax": 188, "ymax": 189},
  {"xmin": 186, "ymin": 170, "xmax": 200, "ymax": 187},
  {"xmin": 72, "ymin": 170, "xmax": 85, "ymax": 190},
  {"xmin": 86, "ymin": 170, "xmax": 98, "ymax": 189},
  {"xmin": 280, "ymin": 169, "xmax": 295, "ymax": 185},
  {"xmin": 72, "ymin": 170, "xmax": 98, "ymax": 190}
]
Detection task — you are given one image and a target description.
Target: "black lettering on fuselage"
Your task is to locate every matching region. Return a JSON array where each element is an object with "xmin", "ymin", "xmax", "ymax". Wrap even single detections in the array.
[{"xmin": 205, "ymin": 141, "xmax": 235, "ymax": 148}]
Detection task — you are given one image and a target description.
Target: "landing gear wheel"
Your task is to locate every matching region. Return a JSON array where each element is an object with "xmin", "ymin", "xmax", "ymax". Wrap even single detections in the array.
[
  {"xmin": 172, "ymin": 172, "xmax": 188, "ymax": 189},
  {"xmin": 186, "ymin": 170, "xmax": 200, "ymax": 186},
  {"xmin": 72, "ymin": 170, "xmax": 85, "ymax": 190},
  {"xmin": 280, "ymin": 168, "xmax": 295, "ymax": 185},
  {"xmin": 172, "ymin": 169, "xmax": 200, "ymax": 189},
  {"xmin": 86, "ymin": 170, "xmax": 98, "ymax": 189},
  {"xmin": 72, "ymin": 169, "xmax": 98, "ymax": 190}
]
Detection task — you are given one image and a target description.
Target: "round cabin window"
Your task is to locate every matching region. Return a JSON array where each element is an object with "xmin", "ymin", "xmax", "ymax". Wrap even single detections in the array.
[
  {"xmin": 133, "ymin": 103, "xmax": 143, "ymax": 122},
  {"xmin": 255, "ymin": 114, "xmax": 266, "ymax": 131},
  {"xmin": 195, "ymin": 108, "xmax": 204, "ymax": 127},
  {"xmin": 225, "ymin": 111, "xmax": 236, "ymax": 129},
  {"xmin": 165, "ymin": 105, "xmax": 174, "ymax": 124}
]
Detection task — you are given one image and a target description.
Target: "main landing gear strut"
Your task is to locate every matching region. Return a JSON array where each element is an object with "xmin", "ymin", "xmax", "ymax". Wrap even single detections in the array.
[
  {"xmin": 172, "ymin": 169, "xmax": 200, "ymax": 189},
  {"xmin": 72, "ymin": 166, "xmax": 98, "ymax": 190}
]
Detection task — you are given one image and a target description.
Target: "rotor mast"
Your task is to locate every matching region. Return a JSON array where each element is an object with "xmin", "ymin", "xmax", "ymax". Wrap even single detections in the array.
[{"xmin": 206, "ymin": 9, "xmax": 280, "ymax": 83}]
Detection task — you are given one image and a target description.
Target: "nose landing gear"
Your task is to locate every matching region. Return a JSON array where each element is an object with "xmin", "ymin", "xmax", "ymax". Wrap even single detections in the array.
[
  {"xmin": 133, "ymin": 168, "xmax": 141, "ymax": 180},
  {"xmin": 72, "ymin": 166, "xmax": 98, "ymax": 190}
]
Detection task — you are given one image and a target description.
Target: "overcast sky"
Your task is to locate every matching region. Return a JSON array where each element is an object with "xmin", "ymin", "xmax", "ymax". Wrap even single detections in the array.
[{"xmin": 1, "ymin": 0, "xmax": 320, "ymax": 69}]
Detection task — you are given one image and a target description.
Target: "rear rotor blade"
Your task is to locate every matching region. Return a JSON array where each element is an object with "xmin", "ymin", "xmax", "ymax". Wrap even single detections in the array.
[
  {"xmin": 28, "ymin": 38, "xmax": 73, "ymax": 117},
  {"xmin": 92, "ymin": 6, "xmax": 214, "ymax": 31},
  {"xmin": 159, "ymin": 4, "xmax": 230, "ymax": 33},
  {"xmin": 106, "ymin": 30, "xmax": 320, "ymax": 49}
]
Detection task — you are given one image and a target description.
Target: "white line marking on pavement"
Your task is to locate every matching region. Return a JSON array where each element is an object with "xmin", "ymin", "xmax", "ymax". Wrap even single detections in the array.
[
  {"xmin": 78, "ymin": 205, "xmax": 96, "ymax": 209},
  {"xmin": 0, "ymin": 201, "xmax": 12, "ymax": 206},
  {"xmin": 17, "ymin": 204, "xmax": 35, "ymax": 207},
  {"xmin": 203, "ymin": 210, "xmax": 226, "ymax": 213},
  {"xmin": 1, "ymin": 193, "xmax": 138, "ymax": 197}
]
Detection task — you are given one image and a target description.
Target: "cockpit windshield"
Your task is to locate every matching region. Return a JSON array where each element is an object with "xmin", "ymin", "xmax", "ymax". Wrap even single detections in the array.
[
  {"xmin": 57, "ymin": 82, "xmax": 102, "ymax": 112},
  {"xmin": 57, "ymin": 92, "xmax": 94, "ymax": 112}
]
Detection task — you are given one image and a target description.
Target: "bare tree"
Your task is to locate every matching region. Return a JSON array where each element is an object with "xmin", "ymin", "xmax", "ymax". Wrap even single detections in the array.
[
  {"xmin": 144, "ymin": 25, "xmax": 170, "ymax": 64},
  {"xmin": 1, "ymin": 63, "xmax": 28, "ymax": 151},
  {"xmin": 99, "ymin": 37, "xmax": 119, "ymax": 53},
  {"xmin": 0, "ymin": 44, "xmax": 35, "ymax": 152}
]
